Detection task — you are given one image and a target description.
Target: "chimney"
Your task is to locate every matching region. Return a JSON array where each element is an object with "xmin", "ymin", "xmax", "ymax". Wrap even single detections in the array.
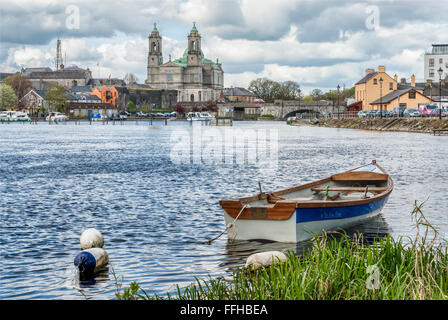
[
  {"xmin": 378, "ymin": 65, "xmax": 386, "ymax": 73},
  {"xmin": 365, "ymin": 68, "xmax": 375, "ymax": 76},
  {"xmin": 394, "ymin": 74, "xmax": 398, "ymax": 83},
  {"xmin": 400, "ymin": 78, "xmax": 406, "ymax": 85},
  {"xmin": 411, "ymin": 74, "xmax": 415, "ymax": 87}
]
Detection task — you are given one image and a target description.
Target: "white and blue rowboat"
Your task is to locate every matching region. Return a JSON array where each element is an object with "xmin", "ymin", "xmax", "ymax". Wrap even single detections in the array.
[{"xmin": 219, "ymin": 160, "xmax": 393, "ymax": 243}]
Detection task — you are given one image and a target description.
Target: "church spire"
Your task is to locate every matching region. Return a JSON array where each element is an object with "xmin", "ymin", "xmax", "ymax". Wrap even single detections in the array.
[
  {"xmin": 191, "ymin": 21, "xmax": 198, "ymax": 32},
  {"xmin": 152, "ymin": 22, "xmax": 158, "ymax": 33}
]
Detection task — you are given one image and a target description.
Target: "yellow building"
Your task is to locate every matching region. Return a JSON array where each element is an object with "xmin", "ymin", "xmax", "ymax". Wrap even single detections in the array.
[
  {"xmin": 354, "ymin": 65, "xmax": 432, "ymax": 111},
  {"xmin": 370, "ymin": 88, "xmax": 433, "ymax": 111}
]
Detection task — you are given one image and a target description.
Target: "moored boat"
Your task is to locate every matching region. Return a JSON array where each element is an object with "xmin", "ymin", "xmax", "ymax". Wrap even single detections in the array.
[
  {"xmin": 219, "ymin": 160, "xmax": 393, "ymax": 243},
  {"xmin": 186, "ymin": 111, "xmax": 215, "ymax": 121}
]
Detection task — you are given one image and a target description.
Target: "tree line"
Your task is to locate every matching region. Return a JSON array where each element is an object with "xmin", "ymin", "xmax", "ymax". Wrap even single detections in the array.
[{"xmin": 247, "ymin": 77, "xmax": 355, "ymax": 104}]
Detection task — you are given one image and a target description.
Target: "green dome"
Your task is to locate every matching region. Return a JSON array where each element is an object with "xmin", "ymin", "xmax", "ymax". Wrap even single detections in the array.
[{"xmin": 172, "ymin": 48, "xmax": 218, "ymax": 68}]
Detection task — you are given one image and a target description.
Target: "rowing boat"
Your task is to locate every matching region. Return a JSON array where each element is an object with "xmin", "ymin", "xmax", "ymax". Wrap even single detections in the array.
[{"xmin": 219, "ymin": 160, "xmax": 393, "ymax": 243}]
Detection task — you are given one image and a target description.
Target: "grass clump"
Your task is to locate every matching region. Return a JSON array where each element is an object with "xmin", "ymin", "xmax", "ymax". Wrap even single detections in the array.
[{"xmin": 116, "ymin": 201, "xmax": 448, "ymax": 300}]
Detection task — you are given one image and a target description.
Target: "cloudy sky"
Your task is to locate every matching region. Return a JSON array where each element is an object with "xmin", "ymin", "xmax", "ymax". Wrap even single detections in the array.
[{"xmin": 0, "ymin": 0, "xmax": 447, "ymax": 94}]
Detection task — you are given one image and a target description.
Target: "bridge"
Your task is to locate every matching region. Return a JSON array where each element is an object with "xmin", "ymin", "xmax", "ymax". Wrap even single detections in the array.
[
  {"xmin": 262, "ymin": 100, "xmax": 337, "ymax": 119},
  {"xmin": 218, "ymin": 100, "xmax": 338, "ymax": 120}
]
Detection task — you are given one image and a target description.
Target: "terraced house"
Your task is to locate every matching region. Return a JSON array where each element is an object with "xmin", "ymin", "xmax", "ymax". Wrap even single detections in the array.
[{"xmin": 145, "ymin": 23, "xmax": 224, "ymax": 103}]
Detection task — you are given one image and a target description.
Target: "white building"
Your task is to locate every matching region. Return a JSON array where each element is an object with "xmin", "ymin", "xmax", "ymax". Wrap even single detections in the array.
[{"xmin": 424, "ymin": 44, "xmax": 448, "ymax": 82}]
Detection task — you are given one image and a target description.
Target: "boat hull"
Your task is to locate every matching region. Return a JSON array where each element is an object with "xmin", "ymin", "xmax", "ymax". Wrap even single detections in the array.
[{"xmin": 223, "ymin": 195, "xmax": 389, "ymax": 243}]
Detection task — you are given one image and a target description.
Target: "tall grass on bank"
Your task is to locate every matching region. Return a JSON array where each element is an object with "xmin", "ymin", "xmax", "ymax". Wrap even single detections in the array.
[{"xmin": 116, "ymin": 201, "xmax": 448, "ymax": 300}]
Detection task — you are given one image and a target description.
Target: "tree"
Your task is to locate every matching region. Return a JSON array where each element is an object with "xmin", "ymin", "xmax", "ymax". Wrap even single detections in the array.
[
  {"xmin": 4, "ymin": 74, "xmax": 32, "ymax": 100},
  {"xmin": 173, "ymin": 103, "xmax": 186, "ymax": 115},
  {"xmin": 249, "ymin": 78, "xmax": 303, "ymax": 102},
  {"xmin": 310, "ymin": 89, "xmax": 324, "ymax": 101},
  {"xmin": 127, "ymin": 101, "xmax": 136, "ymax": 114},
  {"xmin": 45, "ymin": 83, "xmax": 68, "ymax": 112},
  {"xmin": 248, "ymin": 78, "xmax": 279, "ymax": 102},
  {"xmin": 0, "ymin": 84, "xmax": 18, "ymax": 110},
  {"xmin": 205, "ymin": 100, "xmax": 218, "ymax": 112}
]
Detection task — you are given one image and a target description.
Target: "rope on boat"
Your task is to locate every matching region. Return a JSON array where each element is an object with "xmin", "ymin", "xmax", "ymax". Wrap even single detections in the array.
[{"xmin": 204, "ymin": 204, "xmax": 248, "ymax": 245}]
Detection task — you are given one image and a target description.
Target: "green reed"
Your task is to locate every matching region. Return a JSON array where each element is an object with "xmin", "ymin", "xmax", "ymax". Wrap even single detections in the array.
[{"xmin": 116, "ymin": 200, "xmax": 448, "ymax": 300}]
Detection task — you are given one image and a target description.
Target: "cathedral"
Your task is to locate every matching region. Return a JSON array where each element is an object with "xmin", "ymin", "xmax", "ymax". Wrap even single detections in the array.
[{"xmin": 145, "ymin": 23, "xmax": 224, "ymax": 103}]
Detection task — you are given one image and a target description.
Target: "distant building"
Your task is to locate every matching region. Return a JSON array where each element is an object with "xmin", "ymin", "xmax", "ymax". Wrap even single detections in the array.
[
  {"xmin": 223, "ymin": 87, "xmax": 256, "ymax": 103},
  {"xmin": 354, "ymin": 65, "xmax": 433, "ymax": 111},
  {"xmin": 424, "ymin": 44, "xmax": 448, "ymax": 82},
  {"xmin": 145, "ymin": 23, "xmax": 224, "ymax": 103},
  {"xmin": 91, "ymin": 86, "xmax": 119, "ymax": 106},
  {"xmin": 23, "ymin": 65, "xmax": 92, "ymax": 90},
  {"xmin": 19, "ymin": 89, "xmax": 48, "ymax": 110}
]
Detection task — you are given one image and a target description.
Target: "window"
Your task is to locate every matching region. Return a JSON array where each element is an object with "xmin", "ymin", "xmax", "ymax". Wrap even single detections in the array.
[
  {"xmin": 389, "ymin": 82, "xmax": 393, "ymax": 90},
  {"xmin": 440, "ymin": 58, "xmax": 443, "ymax": 64},
  {"xmin": 190, "ymin": 94, "xmax": 194, "ymax": 102},
  {"xmin": 151, "ymin": 75, "xmax": 155, "ymax": 82},
  {"xmin": 373, "ymin": 79, "xmax": 377, "ymax": 85},
  {"xmin": 409, "ymin": 91, "xmax": 416, "ymax": 99},
  {"xmin": 191, "ymin": 74, "xmax": 195, "ymax": 82},
  {"xmin": 429, "ymin": 69, "xmax": 435, "ymax": 78},
  {"xmin": 429, "ymin": 58, "xmax": 434, "ymax": 67},
  {"xmin": 167, "ymin": 73, "xmax": 173, "ymax": 82}
]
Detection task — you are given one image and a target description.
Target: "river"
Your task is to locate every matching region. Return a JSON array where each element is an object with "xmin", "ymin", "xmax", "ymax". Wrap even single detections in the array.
[{"xmin": 0, "ymin": 120, "xmax": 447, "ymax": 299}]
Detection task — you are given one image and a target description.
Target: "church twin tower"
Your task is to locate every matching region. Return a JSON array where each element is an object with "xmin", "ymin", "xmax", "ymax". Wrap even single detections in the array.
[{"xmin": 145, "ymin": 23, "xmax": 224, "ymax": 103}]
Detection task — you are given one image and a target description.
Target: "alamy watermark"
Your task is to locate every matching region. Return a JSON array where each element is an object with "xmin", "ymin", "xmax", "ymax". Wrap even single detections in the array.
[
  {"xmin": 169, "ymin": 125, "xmax": 279, "ymax": 173},
  {"xmin": 65, "ymin": 5, "xmax": 80, "ymax": 30}
]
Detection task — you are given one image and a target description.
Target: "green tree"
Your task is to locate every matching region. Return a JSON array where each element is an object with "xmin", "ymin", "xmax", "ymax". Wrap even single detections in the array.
[
  {"xmin": 127, "ymin": 101, "xmax": 136, "ymax": 113},
  {"xmin": 4, "ymin": 73, "xmax": 32, "ymax": 99},
  {"xmin": 45, "ymin": 83, "xmax": 68, "ymax": 112},
  {"xmin": 0, "ymin": 84, "xmax": 18, "ymax": 110}
]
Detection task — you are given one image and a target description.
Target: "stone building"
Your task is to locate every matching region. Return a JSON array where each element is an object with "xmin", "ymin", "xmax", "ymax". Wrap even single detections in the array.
[
  {"xmin": 23, "ymin": 65, "xmax": 92, "ymax": 90},
  {"xmin": 145, "ymin": 23, "xmax": 224, "ymax": 103}
]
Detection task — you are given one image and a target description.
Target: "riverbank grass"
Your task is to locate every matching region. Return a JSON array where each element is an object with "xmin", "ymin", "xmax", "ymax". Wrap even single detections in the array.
[{"xmin": 116, "ymin": 201, "xmax": 447, "ymax": 300}]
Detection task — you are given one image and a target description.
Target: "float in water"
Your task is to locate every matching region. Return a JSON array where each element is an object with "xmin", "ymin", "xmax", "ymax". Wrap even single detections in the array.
[
  {"xmin": 74, "ymin": 228, "xmax": 109, "ymax": 278},
  {"xmin": 219, "ymin": 160, "xmax": 393, "ymax": 243}
]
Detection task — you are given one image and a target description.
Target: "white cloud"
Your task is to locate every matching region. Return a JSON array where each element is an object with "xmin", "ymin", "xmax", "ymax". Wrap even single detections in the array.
[{"xmin": 1, "ymin": 0, "xmax": 448, "ymax": 92}]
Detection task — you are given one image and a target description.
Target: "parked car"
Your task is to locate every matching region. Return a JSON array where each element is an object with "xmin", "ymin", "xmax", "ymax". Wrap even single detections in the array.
[
  {"xmin": 374, "ymin": 110, "xmax": 390, "ymax": 117},
  {"xmin": 136, "ymin": 112, "xmax": 148, "ymax": 117},
  {"xmin": 46, "ymin": 112, "xmax": 69, "ymax": 122},
  {"xmin": 358, "ymin": 110, "xmax": 368, "ymax": 118},
  {"xmin": 428, "ymin": 108, "xmax": 446, "ymax": 117},
  {"xmin": 403, "ymin": 108, "xmax": 420, "ymax": 117},
  {"xmin": 252, "ymin": 98, "xmax": 265, "ymax": 103},
  {"xmin": 419, "ymin": 104, "xmax": 438, "ymax": 117},
  {"xmin": 391, "ymin": 107, "xmax": 405, "ymax": 117},
  {"xmin": 366, "ymin": 110, "xmax": 377, "ymax": 117}
]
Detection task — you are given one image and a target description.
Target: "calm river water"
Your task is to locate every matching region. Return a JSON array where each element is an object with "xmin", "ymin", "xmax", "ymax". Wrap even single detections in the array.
[{"xmin": 0, "ymin": 120, "xmax": 447, "ymax": 299}]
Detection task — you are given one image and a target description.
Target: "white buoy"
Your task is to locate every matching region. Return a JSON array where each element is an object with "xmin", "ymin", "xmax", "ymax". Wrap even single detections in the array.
[
  {"xmin": 80, "ymin": 228, "xmax": 104, "ymax": 250},
  {"xmin": 245, "ymin": 251, "xmax": 287, "ymax": 270},
  {"xmin": 74, "ymin": 248, "xmax": 109, "ymax": 276}
]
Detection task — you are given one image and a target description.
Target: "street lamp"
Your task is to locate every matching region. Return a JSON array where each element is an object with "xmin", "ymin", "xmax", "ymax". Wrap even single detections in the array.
[
  {"xmin": 337, "ymin": 84, "xmax": 340, "ymax": 119},
  {"xmin": 438, "ymin": 67, "xmax": 443, "ymax": 120},
  {"xmin": 379, "ymin": 77, "xmax": 383, "ymax": 118}
]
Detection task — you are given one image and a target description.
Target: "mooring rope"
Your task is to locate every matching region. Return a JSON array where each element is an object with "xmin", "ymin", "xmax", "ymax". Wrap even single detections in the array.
[{"xmin": 204, "ymin": 204, "xmax": 248, "ymax": 245}]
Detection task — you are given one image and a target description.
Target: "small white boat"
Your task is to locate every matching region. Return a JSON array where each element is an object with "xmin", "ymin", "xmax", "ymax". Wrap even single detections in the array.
[
  {"xmin": 186, "ymin": 111, "xmax": 215, "ymax": 121},
  {"xmin": 219, "ymin": 160, "xmax": 393, "ymax": 243},
  {"xmin": 0, "ymin": 111, "xmax": 31, "ymax": 122},
  {"xmin": 46, "ymin": 112, "xmax": 69, "ymax": 122}
]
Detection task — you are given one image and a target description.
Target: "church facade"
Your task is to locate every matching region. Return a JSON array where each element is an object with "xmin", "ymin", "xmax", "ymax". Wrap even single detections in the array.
[{"xmin": 145, "ymin": 23, "xmax": 224, "ymax": 103}]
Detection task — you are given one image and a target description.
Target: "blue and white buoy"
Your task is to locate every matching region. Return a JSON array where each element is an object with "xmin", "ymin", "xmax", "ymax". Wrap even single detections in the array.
[
  {"xmin": 74, "ymin": 229, "xmax": 109, "ymax": 278},
  {"xmin": 74, "ymin": 247, "xmax": 109, "ymax": 277}
]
